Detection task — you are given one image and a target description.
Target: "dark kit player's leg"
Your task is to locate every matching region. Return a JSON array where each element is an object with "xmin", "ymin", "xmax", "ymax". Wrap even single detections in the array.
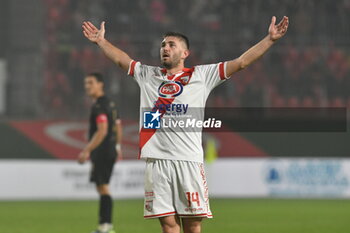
[
  {"xmin": 97, "ymin": 185, "xmax": 113, "ymax": 226},
  {"xmin": 90, "ymin": 159, "xmax": 116, "ymax": 233}
]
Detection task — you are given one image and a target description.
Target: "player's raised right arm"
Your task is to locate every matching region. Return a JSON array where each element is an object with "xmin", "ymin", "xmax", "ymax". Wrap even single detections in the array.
[{"xmin": 82, "ymin": 21, "xmax": 132, "ymax": 72}]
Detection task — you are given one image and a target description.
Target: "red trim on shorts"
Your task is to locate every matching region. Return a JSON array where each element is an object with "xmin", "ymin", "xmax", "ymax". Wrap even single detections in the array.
[
  {"xmin": 219, "ymin": 62, "xmax": 226, "ymax": 80},
  {"xmin": 128, "ymin": 60, "xmax": 137, "ymax": 76},
  {"xmin": 199, "ymin": 164, "xmax": 211, "ymax": 214},
  {"xmin": 178, "ymin": 213, "xmax": 213, "ymax": 218},
  {"xmin": 145, "ymin": 191, "xmax": 154, "ymax": 197},
  {"xmin": 144, "ymin": 211, "xmax": 177, "ymax": 219},
  {"xmin": 96, "ymin": 114, "xmax": 108, "ymax": 124}
]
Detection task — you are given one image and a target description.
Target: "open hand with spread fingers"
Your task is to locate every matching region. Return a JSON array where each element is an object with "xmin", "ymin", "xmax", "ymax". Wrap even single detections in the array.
[
  {"xmin": 82, "ymin": 21, "xmax": 105, "ymax": 44},
  {"xmin": 268, "ymin": 16, "xmax": 289, "ymax": 41}
]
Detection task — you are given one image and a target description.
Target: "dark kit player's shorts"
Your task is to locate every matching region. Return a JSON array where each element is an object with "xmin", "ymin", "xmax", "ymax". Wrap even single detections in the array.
[{"xmin": 90, "ymin": 158, "xmax": 116, "ymax": 185}]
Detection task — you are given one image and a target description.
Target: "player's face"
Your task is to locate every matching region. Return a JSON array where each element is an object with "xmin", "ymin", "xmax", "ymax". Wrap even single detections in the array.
[
  {"xmin": 84, "ymin": 76, "xmax": 103, "ymax": 97},
  {"xmin": 160, "ymin": 36, "xmax": 189, "ymax": 69}
]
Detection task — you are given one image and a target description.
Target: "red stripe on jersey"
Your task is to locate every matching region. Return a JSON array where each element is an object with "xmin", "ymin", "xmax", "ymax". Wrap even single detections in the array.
[
  {"xmin": 139, "ymin": 128, "xmax": 157, "ymax": 158},
  {"xmin": 219, "ymin": 62, "xmax": 226, "ymax": 80},
  {"xmin": 96, "ymin": 114, "xmax": 108, "ymax": 124},
  {"xmin": 138, "ymin": 97, "xmax": 175, "ymax": 159},
  {"xmin": 144, "ymin": 211, "xmax": 177, "ymax": 218},
  {"xmin": 128, "ymin": 60, "xmax": 137, "ymax": 76},
  {"xmin": 174, "ymin": 68, "xmax": 195, "ymax": 85}
]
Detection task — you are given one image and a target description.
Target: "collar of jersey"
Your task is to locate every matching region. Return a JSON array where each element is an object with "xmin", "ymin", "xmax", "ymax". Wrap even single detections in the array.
[
  {"xmin": 161, "ymin": 68, "xmax": 192, "ymax": 75},
  {"xmin": 96, "ymin": 95, "xmax": 106, "ymax": 101},
  {"xmin": 161, "ymin": 68, "xmax": 193, "ymax": 81}
]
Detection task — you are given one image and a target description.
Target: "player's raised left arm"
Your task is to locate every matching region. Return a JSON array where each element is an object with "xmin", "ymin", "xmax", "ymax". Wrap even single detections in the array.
[
  {"xmin": 82, "ymin": 21, "xmax": 132, "ymax": 72},
  {"xmin": 225, "ymin": 16, "xmax": 289, "ymax": 77}
]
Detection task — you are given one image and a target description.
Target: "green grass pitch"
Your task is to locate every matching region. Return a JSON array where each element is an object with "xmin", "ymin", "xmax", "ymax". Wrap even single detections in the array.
[{"xmin": 1, "ymin": 199, "xmax": 349, "ymax": 233}]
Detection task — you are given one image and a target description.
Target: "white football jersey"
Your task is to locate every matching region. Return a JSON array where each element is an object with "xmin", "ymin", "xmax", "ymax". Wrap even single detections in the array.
[{"xmin": 128, "ymin": 60, "xmax": 229, "ymax": 163}]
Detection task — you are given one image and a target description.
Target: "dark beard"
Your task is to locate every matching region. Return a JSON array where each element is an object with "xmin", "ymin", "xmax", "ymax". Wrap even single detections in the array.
[
  {"xmin": 161, "ymin": 60, "xmax": 172, "ymax": 69},
  {"xmin": 161, "ymin": 58, "xmax": 180, "ymax": 69}
]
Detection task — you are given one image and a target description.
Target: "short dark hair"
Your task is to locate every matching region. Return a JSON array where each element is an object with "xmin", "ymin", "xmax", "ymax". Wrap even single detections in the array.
[
  {"xmin": 163, "ymin": 32, "xmax": 190, "ymax": 49},
  {"xmin": 87, "ymin": 72, "xmax": 104, "ymax": 83}
]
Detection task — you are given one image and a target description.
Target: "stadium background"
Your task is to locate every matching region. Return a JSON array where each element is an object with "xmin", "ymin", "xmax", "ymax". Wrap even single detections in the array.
[{"xmin": 0, "ymin": 0, "xmax": 350, "ymax": 232}]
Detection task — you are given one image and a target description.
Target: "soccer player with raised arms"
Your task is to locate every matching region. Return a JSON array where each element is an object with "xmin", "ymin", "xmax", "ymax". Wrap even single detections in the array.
[{"xmin": 82, "ymin": 16, "xmax": 288, "ymax": 233}]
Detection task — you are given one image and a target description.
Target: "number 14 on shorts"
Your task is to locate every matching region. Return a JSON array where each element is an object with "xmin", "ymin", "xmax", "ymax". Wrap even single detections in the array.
[{"xmin": 186, "ymin": 192, "xmax": 200, "ymax": 207}]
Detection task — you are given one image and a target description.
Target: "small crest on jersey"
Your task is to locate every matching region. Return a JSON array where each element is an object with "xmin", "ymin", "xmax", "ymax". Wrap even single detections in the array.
[
  {"xmin": 145, "ymin": 200, "xmax": 153, "ymax": 212},
  {"xmin": 158, "ymin": 81, "xmax": 183, "ymax": 98},
  {"xmin": 179, "ymin": 75, "xmax": 190, "ymax": 85}
]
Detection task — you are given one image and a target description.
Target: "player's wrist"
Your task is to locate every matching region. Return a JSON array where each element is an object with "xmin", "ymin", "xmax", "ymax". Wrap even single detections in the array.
[
  {"xmin": 83, "ymin": 147, "xmax": 92, "ymax": 153},
  {"xmin": 267, "ymin": 34, "xmax": 278, "ymax": 43},
  {"xmin": 96, "ymin": 38, "xmax": 107, "ymax": 46},
  {"xmin": 115, "ymin": 144, "xmax": 121, "ymax": 151}
]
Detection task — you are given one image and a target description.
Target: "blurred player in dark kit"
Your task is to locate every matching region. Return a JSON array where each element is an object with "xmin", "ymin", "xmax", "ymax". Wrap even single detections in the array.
[{"xmin": 78, "ymin": 73, "xmax": 123, "ymax": 233}]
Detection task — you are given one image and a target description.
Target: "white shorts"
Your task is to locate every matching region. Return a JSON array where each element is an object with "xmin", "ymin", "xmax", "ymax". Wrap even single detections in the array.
[{"xmin": 144, "ymin": 158, "xmax": 213, "ymax": 219}]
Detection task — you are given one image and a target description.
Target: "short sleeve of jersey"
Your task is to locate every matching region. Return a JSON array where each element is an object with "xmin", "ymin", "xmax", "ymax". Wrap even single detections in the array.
[
  {"xmin": 96, "ymin": 114, "xmax": 108, "ymax": 124},
  {"xmin": 92, "ymin": 105, "xmax": 107, "ymax": 122},
  {"xmin": 127, "ymin": 60, "xmax": 156, "ymax": 86},
  {"xmin": 197, "ymin": 62, "xmax": 229, "ymax": 92}
]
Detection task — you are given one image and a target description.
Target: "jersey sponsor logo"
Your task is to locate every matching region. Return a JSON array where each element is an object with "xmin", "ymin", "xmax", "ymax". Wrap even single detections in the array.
[
  {"xmin": 154, "ymin": 102, "xmax": 189, "ymax": 114},
  {"xmin": 158, "ymin": 81, "xmax": 183, "ymax": 98}
]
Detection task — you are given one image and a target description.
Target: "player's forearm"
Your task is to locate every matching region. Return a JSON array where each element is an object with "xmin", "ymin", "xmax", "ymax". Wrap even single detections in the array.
[
  {"xmin": 226, "ymin": 35, "xmax": 275, "ymax": 76},
  {"xmin": 239, "ymin": 35, "xmax": 274, "ymax": 69},
  {"xmin": 84, "ymin": 131, "xmax": 107, "ymax": 152},
  {"xmin": 97, "ymin": 38, "xmax": 132, "ymax": 72},
  {"xmin": 116, "ymin": 122, "xmax": 123, "ymax": 145}
]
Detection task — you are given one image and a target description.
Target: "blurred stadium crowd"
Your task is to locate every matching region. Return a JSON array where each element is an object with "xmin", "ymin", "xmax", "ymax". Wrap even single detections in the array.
[{"xmin": 39, "ymin": 0, "xmax": 350, "ymax": 118}]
